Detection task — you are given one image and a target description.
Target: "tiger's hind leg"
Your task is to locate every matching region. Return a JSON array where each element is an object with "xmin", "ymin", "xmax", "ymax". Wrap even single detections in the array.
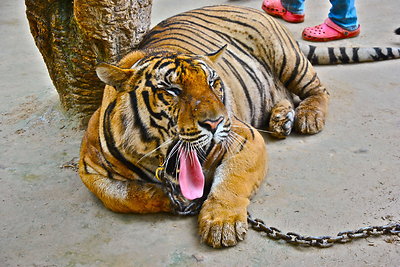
[
  {"xmin": 268, "ymin": 99, "xmax": 295, "ymax": 139},
  {"xmin": 294, "ymin": 92, "xmax": 329, "ymax": 134},
  {"xmin": 277, "ymin": 56, "xmax": 329, "ymax": 135},
  {"xmin": 282, "ymin": 60, "xmax": 329, "ymax": 135},
  {"xmin": 265, "ymin": 25, "xmax": 329, "ymax": 135},
  {"xmin": 288, "ymin": 57, "xmax": 329, "ymax": 135}
]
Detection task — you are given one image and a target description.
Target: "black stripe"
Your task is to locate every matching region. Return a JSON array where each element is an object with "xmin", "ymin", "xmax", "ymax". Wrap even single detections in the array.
[
  {"xmin": 157, "ymin": 92, "xmax": 170, "ymax": 106},
  {"xmin": 299, "ymin": 73, "xmax": 318, "ymax": 99},
  {"xmin": 223, "ymin": 58, "xmax": 254, "ymax": 121},
  {"xmin": 280, "ymin": 26, "xmax": 305, "ymax": 89},
  {"xmin": 144, "ymin": 36, "xmax": 207, "ymax": 54},
  {"xmin": 175, "ymin": 16, "xmax": 230, "ymax": 44},
  {"xmin": 204, "ymin": 141, "xmax": 216, "ymax": 161},
  {"xmin": 141, "ymin": 91, "xmax": 169, "ymax": 120},
  {"xmin": 179, "ymin": 130, "xmax": 202, "ymax": 136},
  {"xmin": 152, "ymin": 58, "xmax": 172, "ymax": 71},
  {"xmin": 303, "ymin": 84, "xmax": 322, "ymax": 97},
  {"xmin": 270, "ymin": 22, "xmax": 288, "ymax": 79},
  {"xmin": 352, "ymin": 47, "xmax": 360, "ymax": 63},
  {"xmin": 145, "ymin": 72, "xmax": 158, "ymax": 93},
  {"xmin": 187, "ymin": 11, "xmax": 264, "ymax": 38},
  {"xmin": 150, "ymin": 118, "xmax": 169, "ymax": 139},
  {"xmin": 148, "ymin": 26, "xmax": 218, "ymax": 52},
  {"xmin": 103, "ymin": 101, "xmax": 155, "ymax": 184},
  {"xmin": 292, "ymin": 59, "xmax": 310, "ymax": 90},
  {"xmin": 225, "ymin": 49, "xmax": 267, "ymax": 126},
  {"xmin": 328, "ymin": 47, "xmax": 338, "ymax": 64},
  {"xmin": 147, "ymin": 43, "xmax": 192, "ymax": 54},
  {"xmin": 387, "ymin": 48, "xmax": 395, "ymax": 58},
  {"xmin": 181, "ymin": 134, "xmax": 207, "ymax": 142},
  {"xmin": 142, "ymin": 21, "xmax": 221, "ymax": 49},
  {"xmin": 306, "ymin": 45, "xmax": 316, "ymax": 60},
  {"xmin": 219, "ymin": 80, "xmax": 227, "ymax": 106},
  {"xmin": 139, "ymin": 28, "xmax": 166, "ymax": 46},
  {"xmin": 238, "ymin": 138, "xmax": 248, "ymax": 153},
  {"xmin": 97, "ymin": 135, "xmax": 117, "ymax": 172},
  {"xmin": 307, "ymin": 45, "xmax": 319, "ymax": 64},
  {"xmin": 229, "ymin": 51, "xmax": 264, "ymax": 100},
  {"xmin": 154, "ymin": 32, "xmax": 213, "ymax": 52},
  {"xmin": 339, "ymin": 47, "xmax": 350, "ymax": 64},
  {"xmin": 234, "ymin": 115, "xmax": 255, "ymax": 139},
  {"xmin": 372, "ymin": 47, "xmax": 389, "ymax": 61},
  {"xmin": 106, "ymin": 170, "xmax": 114, "ymax": 180},
  {"xmin": 283, "ymin": 51, "xmax": 301, "ymax": 88},
  {"xmin": 164, "ymin": 67, "xmax": 176, "ymax": 83},
  {"xmin": 129, "ymin": 91, "xmax": 155, "ymax": 142},
  {"xmin": 82, "ymin": 159, "xmax": 89, "ymax": 174},
  {"xmin": 225, "ymin": 34, "xmax": 255, "ymax": 55}
]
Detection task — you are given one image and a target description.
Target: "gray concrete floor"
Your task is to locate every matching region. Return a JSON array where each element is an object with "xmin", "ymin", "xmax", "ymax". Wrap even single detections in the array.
[{"xmin": 1, "ymin": 0, "xmax": 399, "ymax": 266}]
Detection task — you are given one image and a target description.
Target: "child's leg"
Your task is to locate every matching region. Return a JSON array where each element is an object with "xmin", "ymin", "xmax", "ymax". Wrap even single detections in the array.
[
  {"xmin": 328, "ymin": 0, "xmax": 359, "ymax": 30},
  {"xmin": 282, "ymin": 0, "xmax": 306, "ymax": 14}
]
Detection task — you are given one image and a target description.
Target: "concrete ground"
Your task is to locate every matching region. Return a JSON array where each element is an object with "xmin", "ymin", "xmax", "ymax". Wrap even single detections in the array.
[{"xmin": 1, "ymin": 0, "xmax": 399, "ymax": 266}]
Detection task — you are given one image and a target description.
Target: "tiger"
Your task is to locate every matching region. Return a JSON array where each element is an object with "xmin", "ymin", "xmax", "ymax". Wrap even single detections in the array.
[{"xmin": 78, "ymin": 5, "xmax": 399, "ymax": 248}]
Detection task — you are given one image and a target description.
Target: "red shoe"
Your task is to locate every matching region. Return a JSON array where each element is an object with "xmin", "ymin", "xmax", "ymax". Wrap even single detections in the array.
[
  {"xmin": 262, "ymin": 0, "xmax": 304, "ymax": 23},
  {"xmin": 302, "ymin": 18, "xmax": 360, "ymax": 42}
]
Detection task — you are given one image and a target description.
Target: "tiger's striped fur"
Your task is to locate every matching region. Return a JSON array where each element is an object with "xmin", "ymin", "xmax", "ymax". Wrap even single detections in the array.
[
  {"xmin": 79, "ymin": 5, "xmax": 394, "ymax": 248},
  {"xmin": 300, "ymin": 44, "xmax": 400, "ymax": 65}
]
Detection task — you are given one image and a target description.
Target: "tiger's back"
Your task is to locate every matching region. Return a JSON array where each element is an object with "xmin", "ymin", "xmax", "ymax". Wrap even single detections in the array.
[{"xmin": 138, "ymin": 5, "xmax": 321, "ymax": 129}]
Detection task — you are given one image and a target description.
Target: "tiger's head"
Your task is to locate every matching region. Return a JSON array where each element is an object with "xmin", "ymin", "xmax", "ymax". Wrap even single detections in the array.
[{"xmin": 96, "ymin": 46, "xmax": 234, "ymax": 202}]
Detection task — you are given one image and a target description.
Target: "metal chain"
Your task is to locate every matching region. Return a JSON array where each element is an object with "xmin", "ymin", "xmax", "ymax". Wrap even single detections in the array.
[
  {"xmin": 247, "ymin": 213, "xmax": 400, "ymax": 248},
  {"xmin": 161, "ymin": 171, "xmax": 204, "ymax": 216}
]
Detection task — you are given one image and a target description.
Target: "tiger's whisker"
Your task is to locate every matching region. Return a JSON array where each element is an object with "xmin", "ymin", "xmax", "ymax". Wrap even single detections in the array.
[
  {"xmin": 137, "ymin": 138, "xmax": 174, "ymax": 163},
  {"xmin": 165, "ymin": 140, "xmax": 182, "ymax": 174}
]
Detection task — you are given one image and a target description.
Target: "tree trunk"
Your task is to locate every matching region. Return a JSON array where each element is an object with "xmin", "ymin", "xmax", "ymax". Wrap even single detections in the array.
[{"xmin": 25, "ymin": 0, "xmax": 153, "ymax": 124}]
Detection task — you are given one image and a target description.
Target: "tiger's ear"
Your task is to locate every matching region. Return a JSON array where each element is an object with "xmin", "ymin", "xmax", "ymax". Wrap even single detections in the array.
[
  {"xmin": 206, "ymin": 44, "xmax": 227, "ymax": 63},
  {"xmin": 96, "ymin": 63, "xmax": 135, "ymax": 89}
]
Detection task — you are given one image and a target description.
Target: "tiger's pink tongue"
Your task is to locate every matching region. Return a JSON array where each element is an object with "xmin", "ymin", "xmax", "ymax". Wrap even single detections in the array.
[{"xmin": 179, "ymin": 149, "xmax": 204, "ymax": 200}]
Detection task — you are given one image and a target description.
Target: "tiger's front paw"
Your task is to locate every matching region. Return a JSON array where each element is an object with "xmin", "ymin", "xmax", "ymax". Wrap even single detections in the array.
[
  {"xmin": 269, "ymin": 100, "xmax": 295, "ymax": 139},
  {"xmin": 198, "ymin": 198, "xmax": 248, "ymax": 248},
  {"xmin": 294, "ymin": 105, "xmax": 325, "ymax": 134}
]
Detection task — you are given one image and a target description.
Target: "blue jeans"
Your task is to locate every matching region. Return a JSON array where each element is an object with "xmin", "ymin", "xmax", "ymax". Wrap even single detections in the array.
[{"xmin": 282, "ymin": 0, "xmax": 359, "ymax": 31}]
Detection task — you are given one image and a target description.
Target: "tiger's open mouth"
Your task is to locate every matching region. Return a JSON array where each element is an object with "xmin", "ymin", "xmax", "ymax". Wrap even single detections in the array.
[
  {"xmin": 164, "ymin": 140, "xmax": 213, "ymax": 199},
  {"xmin": 160, "ymin": 125, "xmax": 231, "ymax": 214}
]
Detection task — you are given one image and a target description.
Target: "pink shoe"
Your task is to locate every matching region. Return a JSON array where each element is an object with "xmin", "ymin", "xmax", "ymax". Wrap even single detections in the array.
[
  {"xmin": 262, "ymin": 0, "xmax": 304, "ymax": 23},
  {"xmin": 302, "ymin": 18, "xmax": 360, "ymax": 42}
]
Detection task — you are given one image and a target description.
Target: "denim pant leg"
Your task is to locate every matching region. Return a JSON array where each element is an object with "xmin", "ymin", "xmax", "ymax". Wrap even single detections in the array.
[
  {"xmin": 328, "ymin": 0, "xmax": 359, "ymax": 30},
  {"xmin": 282, "ymin": 0, "xmax": 306, "ymax": 14}
]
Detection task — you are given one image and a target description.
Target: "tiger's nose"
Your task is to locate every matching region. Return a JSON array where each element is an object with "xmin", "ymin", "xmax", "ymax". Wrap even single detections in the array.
[{"xmin": 198, "ymin": 116, "xmax": 224, "ymax": 134}]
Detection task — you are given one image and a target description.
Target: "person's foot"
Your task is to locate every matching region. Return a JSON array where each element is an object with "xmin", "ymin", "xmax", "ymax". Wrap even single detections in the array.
[
  {"xmin": 302, "ymin": 18, "xmax": 360, "ymax": 42},
  {"xmin": 262, "ymin": 0, "xmax": 304, "ymax": 23}
]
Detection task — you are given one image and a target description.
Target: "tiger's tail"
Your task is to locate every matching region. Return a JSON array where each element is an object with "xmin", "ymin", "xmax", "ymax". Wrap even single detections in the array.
[{"xmin": 299, "ymin": 43, "xmax": 400, "ymax": 65}]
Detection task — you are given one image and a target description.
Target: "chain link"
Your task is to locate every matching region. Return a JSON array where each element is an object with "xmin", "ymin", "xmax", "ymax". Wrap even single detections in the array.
[{"xmin": 247, "ymin": 213, "xmax": 400, "ymax": 248}]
